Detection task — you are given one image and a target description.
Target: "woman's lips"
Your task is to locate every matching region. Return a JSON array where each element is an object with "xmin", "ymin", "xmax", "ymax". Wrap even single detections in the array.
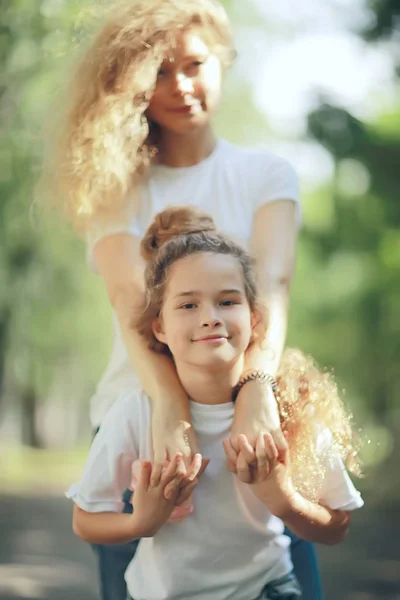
[{"xmin": 167, "ymin": 103, "xmax": 201, "ymax": 114}]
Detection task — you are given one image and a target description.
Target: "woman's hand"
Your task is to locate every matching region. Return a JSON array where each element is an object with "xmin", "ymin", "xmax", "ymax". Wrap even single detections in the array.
[
  {"xmin": 151, "ymin": 399, "xmax": 209, "ymax": 494},
  {"xmin": 229, "ymin": 381, "xmax": 288, "ymax": 483}
]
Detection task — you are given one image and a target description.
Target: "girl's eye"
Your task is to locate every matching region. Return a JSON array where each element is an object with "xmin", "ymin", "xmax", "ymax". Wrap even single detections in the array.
[
  {"xmin": 181, "ymin": 303, "xmax": 196, "ymax": 309},
  {"xmin": 220, "ymin": 300, "xmax": 236, "ymax": 307}
]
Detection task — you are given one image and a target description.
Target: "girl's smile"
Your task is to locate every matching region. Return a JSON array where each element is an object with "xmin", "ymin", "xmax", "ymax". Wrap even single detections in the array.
[{"xmin": 152, "ymin": 252, "xmax": 253, "ymax": 374}]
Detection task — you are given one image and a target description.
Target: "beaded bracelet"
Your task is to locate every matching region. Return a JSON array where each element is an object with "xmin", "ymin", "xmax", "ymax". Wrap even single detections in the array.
[{"xmin": 232, "ymin": 370, "xmax": 280, "ymax": 403}]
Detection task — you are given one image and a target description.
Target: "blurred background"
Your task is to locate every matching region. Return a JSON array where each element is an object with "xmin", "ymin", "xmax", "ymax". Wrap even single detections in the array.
[{"xmin": 1, "ymin": 0, "xmax": 399, "ymax": 598}]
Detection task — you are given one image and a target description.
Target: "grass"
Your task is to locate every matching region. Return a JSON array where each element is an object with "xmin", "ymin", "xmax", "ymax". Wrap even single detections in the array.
[{"xmin": 0, "ymin": 445, "xmax": 89, "ymax": 496}]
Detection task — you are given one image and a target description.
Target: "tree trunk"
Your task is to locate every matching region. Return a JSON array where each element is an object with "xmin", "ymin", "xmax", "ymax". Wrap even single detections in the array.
[{"xmin": 21, "ymin": 387, "xmax": 42, "ymax": 448}]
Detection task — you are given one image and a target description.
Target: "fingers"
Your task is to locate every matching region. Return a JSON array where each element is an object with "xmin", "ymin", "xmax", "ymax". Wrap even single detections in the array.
[
  {"xmin": 150, "ymin": 460, "xmax": 164, "ymax": 487},
  {"xmin": 223, "ymin": 439, "xmax": 238, "ymax": 473},
  {"xmin": 175, "ymin": 479, "xmax": 198, "ymax": 506},
  {"xmin": 264, "ymin": 433, "xmax": 279, "ymax": 462},
  {"xmin": 184, "ymin": 453, "xmax": 203, "ymax": 482},
  {"xmin": 270, "ymin": 428, "xmax": 289, "ymax": 461},
  {"xmin": 163, "ymin": 453, "xmax": 202, "ymax": 499},
  {"xmin": 235, "ymin": 435, "xmax": 256, "ymax": 483},
  {"xmin": 236, "ymin": 451, "xmax": 253, "ymax": 483},
  {"xmin": 138, "ymin": 460, "xmax": 152, "ymax": 492},
  {"xmin": 177, "ymin": 454, "xmax": 208, "ymax": 491},
  {"xmin": 161, "ymin": 453, "xmax": 184, "ymax": 488},
  {"xmin": 238, "ymin": 434, "xmax": 256, "ymax": 464},
  {"xmin": 255, "ymin": 433, "xmax": 268, "ymax": 472},
  {"xmin": 164, "ymin": 477, "xmax": 182, "ymax": 501}
]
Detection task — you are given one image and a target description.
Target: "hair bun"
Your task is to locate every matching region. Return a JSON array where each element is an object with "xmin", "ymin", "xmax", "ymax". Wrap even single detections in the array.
[{"xmin": 140, "ymin": 206, "xmax": 217, "ymax": 260}]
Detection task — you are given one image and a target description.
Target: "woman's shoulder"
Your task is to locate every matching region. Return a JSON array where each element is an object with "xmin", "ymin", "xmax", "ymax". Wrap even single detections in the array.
[
  {"xmin": 106, "ymin": 386, "xmax": 152, "ymax": 426},
  {"xmin": 218, "ymin": 139, "xmax": 298, "ymax": 181}
]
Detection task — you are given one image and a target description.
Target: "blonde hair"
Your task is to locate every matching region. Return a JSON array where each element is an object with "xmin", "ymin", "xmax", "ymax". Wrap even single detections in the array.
[
  {"xmin": 137, "ymin": 206, "xmax": 362, "ymax": 502},
  {"xmin": 37, "ymin": 0, "xmax": 235, "ymax": 231}
]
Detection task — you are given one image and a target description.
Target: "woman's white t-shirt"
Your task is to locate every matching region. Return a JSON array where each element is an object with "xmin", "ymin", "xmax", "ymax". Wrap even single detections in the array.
[
  {"xmin": 67, "ymin": 390, "xmax": 363, "ymax": 600},
  {"xmin": 88, "ymin": 139, "xmax": 300, "ymax": 428}
]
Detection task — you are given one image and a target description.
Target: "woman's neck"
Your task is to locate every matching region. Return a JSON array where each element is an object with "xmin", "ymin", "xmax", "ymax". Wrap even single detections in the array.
[
  {"xmin": 157, "ymin": 125, "xmax": 217, "ymax": 167},
  {"xmin": 175, "ymin": 358, "xmax": 244, "ymax": 405}
]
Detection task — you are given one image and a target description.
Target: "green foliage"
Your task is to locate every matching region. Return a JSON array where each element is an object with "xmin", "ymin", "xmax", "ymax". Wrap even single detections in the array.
[
  {"xmin": 1, "ymin": 0, "xmax": 399, "ymax": 450},
  {"xmin": 291, "ymin": 102, "xmax": 400, "ymax": 432}
]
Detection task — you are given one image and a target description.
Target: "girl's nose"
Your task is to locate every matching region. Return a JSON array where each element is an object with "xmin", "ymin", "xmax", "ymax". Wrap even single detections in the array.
[
  {"xmin": 200, "ymin": 306, "xmax": 222, "ymax": 328},
  {"xmin": 201, "ymin": 317, "xmax": 222, "ymax": 328}
]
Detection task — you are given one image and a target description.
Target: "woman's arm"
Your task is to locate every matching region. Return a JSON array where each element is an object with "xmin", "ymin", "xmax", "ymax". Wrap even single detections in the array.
[
  {"xmin": 230, "ymin": 200, "xmax": 298, "ymax": 480},
  {"xmin": 247, "ymin": 199, "xmax": 297, "ymax": 376},
  {"xmin": 94, "ymin": 233, "xmax": 200, "ymax": 481}
]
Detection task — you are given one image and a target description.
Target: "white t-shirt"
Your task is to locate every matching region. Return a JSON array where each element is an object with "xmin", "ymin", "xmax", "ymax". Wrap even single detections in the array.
[
  {"xmin": 67, "ymin": 389, "xmax": 363, "ymax": 600},
  {"xmin": 87, "ymin": 139, "xmax": 300, "ymax": 428}
]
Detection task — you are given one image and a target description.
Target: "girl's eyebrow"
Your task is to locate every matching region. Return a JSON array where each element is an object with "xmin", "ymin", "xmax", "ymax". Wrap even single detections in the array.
[{"xmin": 174, "ymin": 289, "xmax": 243, "ymax": 299}]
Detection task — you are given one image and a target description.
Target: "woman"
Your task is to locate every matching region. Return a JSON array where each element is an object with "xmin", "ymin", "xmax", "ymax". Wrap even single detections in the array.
[{"xmin": 39, "ymin": 0, "xmax": 322, "ymax": 598}]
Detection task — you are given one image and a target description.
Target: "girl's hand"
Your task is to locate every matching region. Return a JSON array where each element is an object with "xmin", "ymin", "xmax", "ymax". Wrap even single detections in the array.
[
  {"xmin": 132, "ymin": 454, "xmax": 184, "ymax": 537},
  {"xmin": 167, "ymin": 457, "xmax": 210, "ymax": 506},
  {"xmin": 151, "ymin": 399, "xmax": 206, "ymax": 486},
  {"xmin": 224, "ymin": 433, "xmax": 295, "ymax": 518},
  {"xmin": 230, "ymin": 382, "xmax": 288, "ymax": 483}
]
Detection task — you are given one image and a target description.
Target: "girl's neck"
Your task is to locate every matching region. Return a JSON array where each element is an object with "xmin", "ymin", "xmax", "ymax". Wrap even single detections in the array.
[
  {"xmin": 176, "ymin": 358, "xmax": 244, "ymax": 406},
  {"xmin": 157, "ymin": 125, "xmax": 217, "ymax": 168}
]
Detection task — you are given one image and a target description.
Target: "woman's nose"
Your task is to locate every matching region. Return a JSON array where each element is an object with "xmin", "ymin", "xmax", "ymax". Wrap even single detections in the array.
[{"xmin": 172, "ymin": 72, "xmax": 194, "ymax": 96}]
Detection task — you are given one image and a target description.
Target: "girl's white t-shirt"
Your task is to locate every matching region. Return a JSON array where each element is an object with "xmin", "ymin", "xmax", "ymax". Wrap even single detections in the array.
[
  {"xmin": 67, "ymin": 390, "xmax": 363, "ymax": 600},
  {"xmin": 87, "ymin": 139, "xmax": 300, "ymax": 428}
]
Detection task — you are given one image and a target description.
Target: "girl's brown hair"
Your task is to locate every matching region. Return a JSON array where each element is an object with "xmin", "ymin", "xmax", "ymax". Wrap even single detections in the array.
[
  {"xmin": 137, "ymin": 206, "xmax": 362, "ymax": 502},
  {"xmin": 137, "ymin": 205, "xmax": 260, "ymax": 353},
  {"xmin": 37, "ymin": 0, "xmax": 235, "ymax": 231}
]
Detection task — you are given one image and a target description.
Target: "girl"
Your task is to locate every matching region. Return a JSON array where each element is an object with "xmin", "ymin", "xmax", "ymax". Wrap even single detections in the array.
[
  {"xmin": 68, "ymin": 206, "xmax": 363, "ymax": 600},
  {"xmin": 40, "ymin": 0, "xmax": 318, "ymax": 596}
]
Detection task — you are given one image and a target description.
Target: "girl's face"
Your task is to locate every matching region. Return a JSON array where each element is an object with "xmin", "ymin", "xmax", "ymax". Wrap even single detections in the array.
[
  {"xmin": 146, "ymin": 27, "xmax": 222, "ymax": 134},
  {"xmin": 152, "ymin": 253, "xmax": 253, "ymax": 372}
]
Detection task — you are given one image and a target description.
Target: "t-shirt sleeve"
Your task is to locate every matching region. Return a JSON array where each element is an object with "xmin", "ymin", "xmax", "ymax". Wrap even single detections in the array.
[
  {"xmin": 253, "ymin": 154, "xmax": 301, "ymax": 225},
  {"xmin": 317, "ymin": 430, "xmax": 364, "ymax": 512},
  {"xmin": 66, "ymin": 390, "xmax": 144, "ymax": 513},
  {"xmin": 86, "ymin": 200, "xmax": 142, "ymax": 274}
]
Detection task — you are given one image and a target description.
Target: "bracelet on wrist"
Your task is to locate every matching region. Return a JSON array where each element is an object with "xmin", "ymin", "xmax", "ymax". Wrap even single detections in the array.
[{"xmin": 232, "ymin": 370, "xmax": 280, "ymax": 403}]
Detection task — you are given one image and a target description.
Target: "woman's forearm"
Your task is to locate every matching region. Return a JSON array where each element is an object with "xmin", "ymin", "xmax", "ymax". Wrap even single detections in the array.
[
  {"xmin": 114, "ymin": 286, "xmax": 189, "ymax": 416},
  {"xmin": 280, "ymin": 493, "xmax": 351, "ymax": 545},
  {"xmin": 245, "ymin": 286, "xmax": 289, "ymax": 376}
]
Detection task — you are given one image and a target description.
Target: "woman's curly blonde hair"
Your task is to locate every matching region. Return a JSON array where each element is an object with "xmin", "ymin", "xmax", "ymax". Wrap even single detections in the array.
[
  {"xmin": 37, "ymin": 0, "xmax": 235, "ymax": 231},
  {"xmin": 136, "ymin": 206, "xmax": 362, "ymax": 502}
]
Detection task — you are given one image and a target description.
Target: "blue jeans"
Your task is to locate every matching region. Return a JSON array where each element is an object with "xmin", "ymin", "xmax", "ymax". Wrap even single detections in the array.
[
  {"xmin": 126, "ymin": 572, "xmax": 301, "ymax": 600},
  {"xmin": 257, "ymin": 572, "xmax": 302, "ymax": 599},
  {"xmin": 91, "ymin": 490, "xmax": 322, "ymax": 600}
]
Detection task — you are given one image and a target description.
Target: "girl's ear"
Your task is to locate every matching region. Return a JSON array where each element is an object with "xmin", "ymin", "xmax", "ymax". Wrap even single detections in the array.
[{"xmin": 152, "ymin": 316, "xmax": 168, "ymax": 345}]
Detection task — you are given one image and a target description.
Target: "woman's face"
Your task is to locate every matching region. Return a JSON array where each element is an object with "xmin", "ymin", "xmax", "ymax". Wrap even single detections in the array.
[
  {"xmin": 152, "ymin": 252, "xmax": 253, "ymax": 373},
  {"xmin": 146, "ymin": 28, "xmax": 223, "ymax": 134}
]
